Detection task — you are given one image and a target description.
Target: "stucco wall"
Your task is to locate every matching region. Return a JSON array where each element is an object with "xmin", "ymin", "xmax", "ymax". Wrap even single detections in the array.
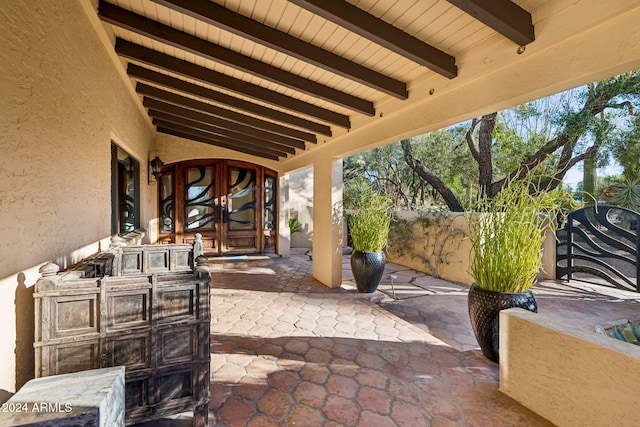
[
  {"xmin": 0, "ymin": 0, "xmax": 154, "ymax": 394},
  {"xmin": 500, "ymin": 309, "xmax": 640, "ymax": 427},
  {"xmin": 154, "ymin": 133, "xmax": 281, "ymax": 171},
  {"xmin": 386, "ymin": 211, "xmax": 556, "ymax": 286},
  {"xmin": 386, "ymin": 211, "xmax": 473, "ymax": 285}
]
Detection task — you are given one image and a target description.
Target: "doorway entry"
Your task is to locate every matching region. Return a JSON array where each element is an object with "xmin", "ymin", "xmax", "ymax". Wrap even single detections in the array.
[{"xmin": 158, "ymin": 159, "xmax": 277, "ymax": 255}]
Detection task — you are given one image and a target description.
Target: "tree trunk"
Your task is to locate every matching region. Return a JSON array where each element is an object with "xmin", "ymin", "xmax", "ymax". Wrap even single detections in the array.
[
  {"xmin": 401, "ymin": 139, "xmax": 464, "ymax": 212},
  {"xmin": 477, "ymin": 113, "xmax": 497, "ymax": 197},
  {"xmin": 583, "ymin": 156, "xmax": 598, "ymax": 205}
]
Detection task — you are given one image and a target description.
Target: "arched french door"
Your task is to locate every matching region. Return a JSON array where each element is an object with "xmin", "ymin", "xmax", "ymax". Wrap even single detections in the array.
[{"xmin": 158, "ymin": 159, "xmax": 277, "ymax": 255}]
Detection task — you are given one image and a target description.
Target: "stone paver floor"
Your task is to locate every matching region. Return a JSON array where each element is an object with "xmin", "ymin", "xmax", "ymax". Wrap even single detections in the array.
[{"xmin": 142, "ymin": 249, "xmax": 640, "ymax": 426}]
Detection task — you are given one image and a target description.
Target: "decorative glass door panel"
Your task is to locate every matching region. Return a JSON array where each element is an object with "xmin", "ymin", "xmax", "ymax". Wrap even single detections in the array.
[
  {"xmin": 158, "ymin": 160, "xmax": 276, "ymax": 255},
  {"xmin": 185, "ymin": 166, "xmax": 217, "ymax": 231},
  {"xmin": 222, "ymin": 165, "xmax": 258, "ymax": 254},
  {"xmin": 182, "ymin": 165, "xmax": 219, "ymax": 253}
]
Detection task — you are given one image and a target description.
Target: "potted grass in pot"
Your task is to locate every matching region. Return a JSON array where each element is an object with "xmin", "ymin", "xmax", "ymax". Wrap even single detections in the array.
[
  {"xmin": 466, "ymin": 175, "xmax": 562, "ymax": 362},
  {"xmin": 348, "ymin": 191, "xmax": 393, "ymax": 293}
]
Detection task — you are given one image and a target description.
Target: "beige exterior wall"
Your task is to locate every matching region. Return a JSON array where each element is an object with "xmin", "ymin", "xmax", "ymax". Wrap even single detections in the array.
[
  {"xmin": 386, "ymin": 212, "xmax": 556, "ymax": 286},
  {"xmin": 386, "ymin": 211, "xmax": 473, "ymax": 285},
  {"xmin": 0, "ymin": 0, "xmax": 155, "ymax": 394},
  {"xmin": 500, "ymin": 309, "xmax": 640, "ymax": 427},
  {"xmin": 153, "ymin": 133, "xmax": 281, "ymax": 171}
]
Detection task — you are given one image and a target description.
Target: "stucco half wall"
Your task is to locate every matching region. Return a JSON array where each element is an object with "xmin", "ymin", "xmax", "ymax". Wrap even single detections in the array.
[
  {"xmin": 386, "ymin": 212, "xmax": 556, "ymax": 286},
  {"xmin": 500, "ymin": 309, "xmax": 640, "ymax": 427}
]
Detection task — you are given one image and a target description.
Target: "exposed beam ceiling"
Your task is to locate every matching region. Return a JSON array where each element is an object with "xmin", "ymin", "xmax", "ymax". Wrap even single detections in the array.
[
  {"xmin": 115, "ymin": 39, "xmax": 348, "ymax": 130},
  {"xmin": 149, "ymin": 108, "xmax": 305, "ymax": 149},
  {"xmin": 153, "ymin": 117, "xmax": 295, "ymax": 156},
  {"xmin": 139, "ymin": 90, "xmax": 318, "ymax": 143},
  {"xmin": 288, "ymin": 0, "xmax": 458, "ymax": 78},
  {"xmin": 157, "ymin": 126, "xmax": 281, "ymax": 160},
  {"xmin": 96, "ymin": 0, "xmax": 537, "ymax": 160},
  {"xmin": 100, "ymin": 1, "xmax": 375, "ymax": 115},
  {"xmin": 149, "ymin": 0, "xmax": 408, "ymax": 99},
  {"xmin": 446, "ymin": 0, "xmax": 535, "ymax": 46},
  {"xmin": 127, "ymin": 64, "xmax": 332, "ymax": 135}
]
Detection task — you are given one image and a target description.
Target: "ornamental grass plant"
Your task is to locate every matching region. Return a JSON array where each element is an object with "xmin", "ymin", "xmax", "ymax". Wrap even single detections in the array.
[
  {"xmin": 348, "ymin": 191, "xmax": 393, "ymax": 253},
  {"xmin": 467, "ymin": 176, "xmax": 563, "ymax": 293}
]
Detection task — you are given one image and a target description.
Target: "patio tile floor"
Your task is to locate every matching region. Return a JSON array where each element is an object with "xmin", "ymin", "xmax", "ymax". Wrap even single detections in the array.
[{"xmin": 140, "ymin": 249, "xmax": 640, "ymax": 426}]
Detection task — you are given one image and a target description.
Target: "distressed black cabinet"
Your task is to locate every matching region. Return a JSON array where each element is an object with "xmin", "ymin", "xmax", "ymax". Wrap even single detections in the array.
[{"xmin": 34, "ymin": 244, "xmax": 210, "ymax": 426}]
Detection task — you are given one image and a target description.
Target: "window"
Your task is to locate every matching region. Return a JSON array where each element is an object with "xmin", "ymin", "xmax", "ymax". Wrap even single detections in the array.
[{"xmin": 111, "ymin": 143, "xmax": 140, "ymax": 235}]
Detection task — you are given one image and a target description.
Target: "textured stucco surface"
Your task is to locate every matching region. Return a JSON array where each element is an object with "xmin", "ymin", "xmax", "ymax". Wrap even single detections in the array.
[
  {"xmin": 386, "ymin": 212, "xmax": 556, "ymax": 286},
  {"xmin": 0, "ymin": 0, "xmax": 153, "ymax": 394},
  {"xmin": 500, "ymin": 309, "xmax": 640, "ymax": 427},
  {"xmin": 154, "ymin": 133, "xmax": 281, "ymax": 171},
  {"xmin": 387, "ymin": 211, "xmax": 473, "ymax": 285}
]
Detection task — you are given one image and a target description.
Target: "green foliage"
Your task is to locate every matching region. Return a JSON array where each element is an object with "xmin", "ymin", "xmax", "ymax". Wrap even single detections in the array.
[
  {"xmin": 467, "ymin": 175, "xmax": 563, "ymax": 293},
  {"xmin": 601, "ymin": 178, "xmax": 640, "ymax": 210},
  {"xmin": 343, "ymin": 175, "xmax": 374, "ymax": 210},
  {"xmin": 343, "ymin": 127, "xmax": 476, "ymax": 211},
  {"xmin": 289, "ymin": 218, "xmax": 303, "ymax": 234},
  {"xmin": 493, "ymin": 99, "xmax": 560, "ymax": 178},
  {"xmin": 344, "ymin": 72, "xmax": 640, "ymax": 214},
  {"xmin": 348, "ymin": 191, "xmax": 393, "ymax": 253},
  {"xmin": 411, "ymin": 129, "xmax": 477, "ymax": 207},
  {"xmin": 612, "ymin": 115, "xmax": 640, "ymax": 180},
  {"xmin": 344, "ymin": 145, "xmax": 414, "ymax": 209},
  {"xmin": 598, "ymin": 320, "xmax": 640, "ymax": 346},
  {"xmin": 554, "ymin": 186, "xmax": 582, "ymax": 212}
]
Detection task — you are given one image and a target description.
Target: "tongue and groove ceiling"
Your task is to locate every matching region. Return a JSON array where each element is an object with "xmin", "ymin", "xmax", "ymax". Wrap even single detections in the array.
[{"xmin": 96, "ymin": 0, "xmax": 537, "ymax": 160}]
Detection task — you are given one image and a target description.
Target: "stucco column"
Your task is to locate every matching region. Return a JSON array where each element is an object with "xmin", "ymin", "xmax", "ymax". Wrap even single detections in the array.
[{"xmin": 312, "ymin": 158, "xmax": 343, "ymax": 287}]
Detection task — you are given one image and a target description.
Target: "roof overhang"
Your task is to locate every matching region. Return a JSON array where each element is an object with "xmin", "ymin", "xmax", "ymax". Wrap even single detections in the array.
[{"xmin": 91, "ymin": 0, "xmax": 640, "ymax": 171}]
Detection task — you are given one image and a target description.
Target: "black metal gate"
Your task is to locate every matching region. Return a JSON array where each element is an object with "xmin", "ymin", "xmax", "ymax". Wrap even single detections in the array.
[{"xmin": 556, "ymin": 205, "xmax": 639, "ymax": 291}]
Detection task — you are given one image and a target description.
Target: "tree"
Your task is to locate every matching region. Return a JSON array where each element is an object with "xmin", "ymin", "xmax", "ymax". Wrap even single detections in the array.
[
  {"xmin": 612, "ymin": 114, "xmax": 640, "ymax": 180},
  {"xmin": 401, "ymin": 71, "xmax": 640, "ymax": 211},
  {"xmin": 344, "ymin": 128, "xmax": 475, "ymax": 210},
  {"xmin": 599, "ymin": 112, "xmax": 640, "ymax": 210}
]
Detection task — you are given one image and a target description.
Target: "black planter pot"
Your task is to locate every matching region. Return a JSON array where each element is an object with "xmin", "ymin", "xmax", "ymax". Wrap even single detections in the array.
[
  {"xmin": 468, "ymin": 283, "xmax": 537, "ymax": 362},
  {"xmin": 350, "ymin": 250, "xmax": 386, "ymax": 293}
]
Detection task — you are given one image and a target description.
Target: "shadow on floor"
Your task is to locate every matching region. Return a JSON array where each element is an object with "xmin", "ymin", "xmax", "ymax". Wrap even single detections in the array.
[{"xmin": 207, "ymin": 332, "xmax": 550, "ymax": 427}]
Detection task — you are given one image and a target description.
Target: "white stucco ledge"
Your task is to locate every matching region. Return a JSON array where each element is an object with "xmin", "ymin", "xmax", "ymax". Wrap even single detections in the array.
[
  {"xmin": 0, "ymin": 366, "xmax": 125, "ymax": 427},
  {"xmin": 499, "ymin": 308, "xmax": 640, "ymax": 427}
]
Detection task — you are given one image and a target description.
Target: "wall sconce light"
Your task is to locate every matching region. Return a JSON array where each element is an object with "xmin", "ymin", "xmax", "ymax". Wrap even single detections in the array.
[{"xmin": 148, "ymin": 156, "xmax": 164, "ymax": 184}]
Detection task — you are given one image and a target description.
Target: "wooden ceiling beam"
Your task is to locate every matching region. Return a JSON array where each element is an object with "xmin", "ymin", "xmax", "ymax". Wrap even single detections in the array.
[
  {"xmin": 115, "ymin": 39, "xmax": 346, "ymax": 130},
  {"xmin": 288, "ymin": 0, "xmax": 457, "ymax": 79},
  {"xmin": 446, "ymin": 0, "xmax": 534, "ymax": 46},
  {"xmin": 150, "ymin": 0, "xmax": 408, "ymax": 99},
  {"xmin": 143, "ymin": 100, "xmax": 307, "ymax": 149},
  {"xmin": 156, "ymin": 123, "xmax": 284, "ymax": 160},
  {"xmin": 152, "ymin": 117, "xmax": 295, "ymax": 155},
  {"xmin": 127, "ymin": 64, "xmax": 330, "ymax": 136},
  {"xmin": 137, "ymin": 84, "xmax": 318, "ymax": 142},
  {"xmin": 99, "ymin": 1, "xmax": 375, "ymax": 115}
]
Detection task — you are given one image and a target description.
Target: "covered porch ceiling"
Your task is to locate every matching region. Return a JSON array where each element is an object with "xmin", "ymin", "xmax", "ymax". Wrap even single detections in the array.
[{"xmin": 93, "ymin": 0, "xmax": 640, "ymax": 166}]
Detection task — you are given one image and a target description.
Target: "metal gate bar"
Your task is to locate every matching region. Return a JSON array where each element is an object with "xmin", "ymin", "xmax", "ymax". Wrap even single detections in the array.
[{"xmin": 556, "ymin": 205, "xmax": 639, "ymax": 292}]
